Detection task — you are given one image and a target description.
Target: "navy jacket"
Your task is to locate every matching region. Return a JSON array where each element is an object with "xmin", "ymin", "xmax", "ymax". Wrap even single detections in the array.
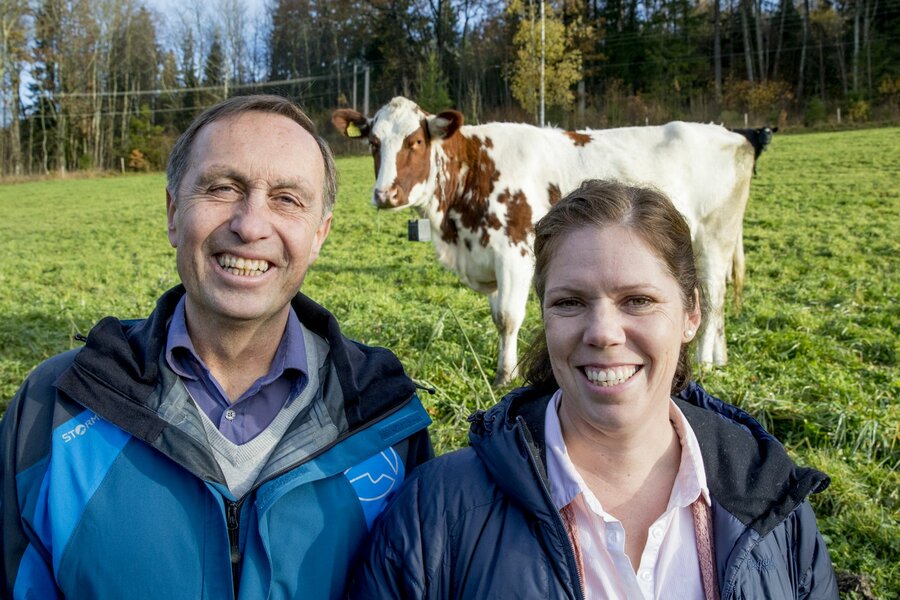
[
  {"xmin": 1, "ymin": 286, "xmax": 433, "ymax": 599},
  {"xmin": 350, "ymin": 383, "xmax": 838, "ymax": 599}
]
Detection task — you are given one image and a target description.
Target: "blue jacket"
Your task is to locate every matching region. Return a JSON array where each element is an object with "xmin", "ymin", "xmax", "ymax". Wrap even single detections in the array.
[
  {"xmin": 349, "ymin": 383, "xmax": 838, "ymax": 599},
  {"xmin": 1, "ymin": 286, "xmax": 433, "ymax": 600}
]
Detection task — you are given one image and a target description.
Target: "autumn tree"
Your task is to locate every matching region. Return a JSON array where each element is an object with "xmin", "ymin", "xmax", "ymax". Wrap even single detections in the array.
[{"xmin": 508, "ymin": 0, "xmax": 582, "ymax": 122}]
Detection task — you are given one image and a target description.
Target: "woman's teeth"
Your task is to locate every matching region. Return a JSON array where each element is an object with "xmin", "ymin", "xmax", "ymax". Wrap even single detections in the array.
[{"xmin": 583, "ymin": 366, "xmax": 638, "ymax": 387}]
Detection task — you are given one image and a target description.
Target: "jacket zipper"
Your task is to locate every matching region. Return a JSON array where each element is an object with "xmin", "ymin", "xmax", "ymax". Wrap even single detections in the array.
[
  {"xmin": 515, "ymin": 416, "xmax": 586, "ymax": 600},
  {"xmin": 217, "ymin": 393, "xmax": 421, "ymax": 599},
  {"xmin": 226, "ymin": 496, "xmax": 247, "ymax": 598}
]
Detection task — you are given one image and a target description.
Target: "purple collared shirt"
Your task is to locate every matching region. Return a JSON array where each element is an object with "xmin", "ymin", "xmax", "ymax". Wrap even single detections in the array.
[{"xmin": 165, "ymin": 296, "xmax": 309, "ymax": 445}]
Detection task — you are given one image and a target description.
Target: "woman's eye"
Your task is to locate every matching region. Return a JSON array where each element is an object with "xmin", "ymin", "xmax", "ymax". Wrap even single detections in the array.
[
  {"xmin": 627, "ymin": 297, "xmax": 653, "ymax": 308},
  {"xmin": 551, "ymin": 298, "xmax": 581, "ymax": 309}
]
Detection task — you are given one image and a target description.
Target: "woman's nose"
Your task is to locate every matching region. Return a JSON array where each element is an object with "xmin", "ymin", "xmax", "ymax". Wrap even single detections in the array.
[{"xmin": 582, "ymin": 304, "xmax": 626, "ymax": 348}]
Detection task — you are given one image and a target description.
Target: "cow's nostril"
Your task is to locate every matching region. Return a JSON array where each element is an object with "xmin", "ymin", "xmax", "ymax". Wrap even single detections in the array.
[{"xmin": 373, "ymin": 189, "xmax": 394, "ymax": 207}]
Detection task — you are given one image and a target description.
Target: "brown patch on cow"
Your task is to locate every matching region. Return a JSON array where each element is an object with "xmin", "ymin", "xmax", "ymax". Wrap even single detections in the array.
[
  {"xmin": 389, "ymin": 127, "xmax": 431, "ymax": 205},
  {"xmin": 547, "ymin": 183, "xmax": 561, "ymax": 205},
  {"xmin": 465, "ymin": 239, "xmax": 472, "ymax": 251},
  {"xmin": 480, "ymin": 230, "xmax": 490, "ymax": 247},
  {"xmin": 483, "ymin": 136, "xmax": 493, "ymax": 148},
  {"xmin": 440, "ymin": 216, "xmax": 459, "ymax": 244},
  {"xmin": 498, "ymin": 189, "xmax": 533, "ymax": 246},
  {"xmin": 370, "ymin": 135, "xmax": 382, "ymax": 177},
  {"xmin": 434, "ymin": 132, "xmax": 502, "ymax": 244},
  {"xmin": 565, "ymin": 131, "xmax": 592, "ymax": 146},
  {"xmin": 520, "ymin": 248, "xmax": 528, "ymax": 257}
]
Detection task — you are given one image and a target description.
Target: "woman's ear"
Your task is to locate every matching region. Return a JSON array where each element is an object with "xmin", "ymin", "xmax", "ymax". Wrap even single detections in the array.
[{"xmin": 683, "ymin": 288, "xmax": 702, "ymax": 342}]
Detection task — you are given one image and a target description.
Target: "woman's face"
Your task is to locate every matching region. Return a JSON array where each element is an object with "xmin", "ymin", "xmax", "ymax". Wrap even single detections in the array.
[{"xmin": 543, "ymin": 225, "xmax": 700, "ymax": 432}]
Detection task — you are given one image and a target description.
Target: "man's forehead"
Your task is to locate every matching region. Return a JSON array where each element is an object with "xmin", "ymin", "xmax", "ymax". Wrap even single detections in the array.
[
  {"xmin": 203, "ymin": 111, "xmax": 314, "ymax": 144},
  {"xmin": 176, "ymin": 113, "xmax": 324, "ymax": 200}
]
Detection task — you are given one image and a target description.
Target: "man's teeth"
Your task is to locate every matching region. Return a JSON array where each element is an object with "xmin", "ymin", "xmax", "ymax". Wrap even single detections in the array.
[
  {"xmin": 217, "ymin": 254, "xmax": 270, "ymax": 277},
  {"xmin": 584, "ymin": 366, "xmax": 638, "ymax": 387}
]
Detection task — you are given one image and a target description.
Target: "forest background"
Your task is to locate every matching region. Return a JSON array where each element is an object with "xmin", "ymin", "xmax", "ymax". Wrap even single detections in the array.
[{"xmin": 0, "ymin": 0, "xmax": 898, "ymax": 176}]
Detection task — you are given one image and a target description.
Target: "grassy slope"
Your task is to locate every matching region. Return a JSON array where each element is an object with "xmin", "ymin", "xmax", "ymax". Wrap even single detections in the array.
[{"xmin": 0, "ymin": 128, "xmax": 897, "ymax": 596}]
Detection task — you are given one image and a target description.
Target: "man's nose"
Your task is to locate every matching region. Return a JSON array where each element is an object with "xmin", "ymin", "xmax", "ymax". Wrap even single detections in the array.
[{"xmin": 230, "ymin": 193, "xmax": 274, "ymax": 241}]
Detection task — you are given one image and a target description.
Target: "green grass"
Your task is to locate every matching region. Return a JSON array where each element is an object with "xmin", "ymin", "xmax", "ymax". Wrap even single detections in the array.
[{"xmin": 1, "ymin": 127, "xmax": 898, "ymax": 597}]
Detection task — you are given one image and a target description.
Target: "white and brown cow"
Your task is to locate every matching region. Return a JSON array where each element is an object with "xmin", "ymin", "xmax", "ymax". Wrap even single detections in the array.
[{"xmin": 333, "ymin": 97, "xmax": 756, "ymax": 385}]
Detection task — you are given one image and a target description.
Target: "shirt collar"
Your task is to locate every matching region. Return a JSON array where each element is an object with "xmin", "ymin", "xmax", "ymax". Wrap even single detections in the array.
[
  {"xmin": 543, "ymin": 391, "xmax": 710, "ymax": 512},
  {"xmin": 544, "ymin": 389, "xmax": 584, "ymax": 511},
  {"xmin": 164, "ymin": 295, "xmax": 309, "ymax": 382},
  {"xmin": 668, "ymin": 399, "xmax": 711, "ymax": 508}
]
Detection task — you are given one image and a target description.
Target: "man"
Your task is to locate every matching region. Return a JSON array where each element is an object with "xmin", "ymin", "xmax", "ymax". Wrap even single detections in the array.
[{"xmin": 0, "ymin": 95, "xmax": 433, "ymax": 599}]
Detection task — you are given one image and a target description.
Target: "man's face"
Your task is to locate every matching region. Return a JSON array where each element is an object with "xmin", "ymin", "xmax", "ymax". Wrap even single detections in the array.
[{"xmin": 166, "ymin": 111, "xmax": 331, "ymax": 332}]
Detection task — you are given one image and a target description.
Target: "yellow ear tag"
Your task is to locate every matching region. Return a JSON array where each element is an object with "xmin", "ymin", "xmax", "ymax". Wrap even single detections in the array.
[{"xmin": 346, "ymin": 122, "xmax": 362, "ymax": 138}]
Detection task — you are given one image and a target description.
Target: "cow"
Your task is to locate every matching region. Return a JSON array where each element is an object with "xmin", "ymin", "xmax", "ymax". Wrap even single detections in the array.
[
  {"xmin": 729, "ymin": 126, "xmax": 778, "ymax": 174},
  {"xmin": 333, "ymin": 97, "xmax": 757, "ymax": 385}
]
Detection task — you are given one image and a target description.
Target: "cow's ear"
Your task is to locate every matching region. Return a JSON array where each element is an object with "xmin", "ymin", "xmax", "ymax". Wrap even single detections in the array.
[
  {"xmin": 427, "ymin": 110, "xmax": 464, "ymax": 140},
  {"xmin": 332, "ymin": 109, "xmax": 370, "ymax": 139}
]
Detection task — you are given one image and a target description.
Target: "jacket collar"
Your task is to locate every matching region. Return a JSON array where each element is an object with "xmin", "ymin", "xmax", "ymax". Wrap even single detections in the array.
[
  {"xmin": 675, "ymin": 382, "xmax": 830, "ymax": 537},
  {"xmin": 54, "ymin": 285, "xmax": 416, "ymax": 445},
  {"xmin": 469, "ymin": 382, "xmax": 830, "ymax": 538}
]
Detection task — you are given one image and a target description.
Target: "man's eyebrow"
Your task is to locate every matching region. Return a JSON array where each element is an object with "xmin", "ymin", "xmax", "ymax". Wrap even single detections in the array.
[
  {"xmin": 194, "ymin": 166, "xmax": 242, "ymax": 186},
  {"xmin": 271, "ymin": 178, "xmax": 314, "ymax": 195},
  {"xmin": 195, "ymin": 167, "xmax": 314, "ymax": 197}
]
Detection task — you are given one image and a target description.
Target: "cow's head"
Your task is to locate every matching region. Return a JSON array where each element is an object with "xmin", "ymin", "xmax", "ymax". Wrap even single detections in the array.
[
  {"xmin": 332, "ymin": 97, "xmax": 463, "ymax": 209},
  {"xmin": 760, "ymin": 126, "xmax": 778, "ymax": 147}
]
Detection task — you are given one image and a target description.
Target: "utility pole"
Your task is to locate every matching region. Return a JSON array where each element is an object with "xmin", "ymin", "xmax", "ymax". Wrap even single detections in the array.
[
  {"xmin": 540, "ymin": 0, "xmax": 545, "ymax": 127},
  {"xmin": 364, "ymin": 65, "xmax": 370, "ymax": 116},
  {"xmin": 352, "ymin": 62, "xmax": 358, "ymax": 109}
]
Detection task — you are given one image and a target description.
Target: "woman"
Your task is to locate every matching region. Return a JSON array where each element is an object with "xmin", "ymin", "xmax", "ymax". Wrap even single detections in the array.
[{"xmin": 349, "ymin": 180, "xmax": 838, "ymax": 599}]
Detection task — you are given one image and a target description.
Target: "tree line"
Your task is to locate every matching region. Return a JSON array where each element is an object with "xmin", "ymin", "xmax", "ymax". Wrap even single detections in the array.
[{"xmin": 1, "ymin": 0, "xmax": 897, "ymax": 177}]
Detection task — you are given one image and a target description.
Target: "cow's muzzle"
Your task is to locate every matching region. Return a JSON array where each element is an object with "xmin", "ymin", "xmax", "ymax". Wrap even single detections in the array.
[{"xmin": 373, "ymin": 187, "xmax": 407, "ymax": 209}]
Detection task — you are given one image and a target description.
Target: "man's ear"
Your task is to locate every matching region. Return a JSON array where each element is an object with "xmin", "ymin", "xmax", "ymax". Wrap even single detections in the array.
[
  {"xmin": 166, "ymin": 188, "xmax": 178, "ymax": 248},
  {"xmin": 331, "ymin": 109, "xmax": 370, "ymax": 138},
  {"xmin": 308, "ymin": 211, "xmax": 333, "ymax": 265},
  {"xmin": 426, "ymin": 110, "xmax": 464, "ymax": 140}
]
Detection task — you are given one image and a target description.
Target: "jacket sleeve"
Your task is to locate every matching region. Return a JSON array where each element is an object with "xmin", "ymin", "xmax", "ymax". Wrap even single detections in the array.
[
  {"xmin": 348, "ymin": 470, "xmax": 431, "ymax": 599},
  {"xmin": 797, "ymin": 502, "xmax": 839, "ymax": 600},
  {"xmin": 1, "ymin": 374, "xmax": 64, "ymax": 600}
]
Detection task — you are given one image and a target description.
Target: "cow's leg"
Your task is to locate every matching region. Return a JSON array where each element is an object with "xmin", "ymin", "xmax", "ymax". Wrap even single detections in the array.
[
  {"xmin": 695, "ymin": 248, "xmax": 730, "ymax": 366},
  {"xmin": 731, "ymin": 223, "xmax": 745, "ymax": 311},
  {"xmin": 489, "ymin": 258, "xmax": 532, "ymax": 386}
]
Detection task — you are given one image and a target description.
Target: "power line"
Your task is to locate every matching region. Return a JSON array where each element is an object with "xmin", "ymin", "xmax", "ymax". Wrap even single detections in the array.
[{"xmin": 58, "ymin": 73, "xmax": 338, "ymax": 99}]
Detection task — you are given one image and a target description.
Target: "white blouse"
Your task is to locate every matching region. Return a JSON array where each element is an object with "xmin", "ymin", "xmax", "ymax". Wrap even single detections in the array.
[{"xmin": 544, "ymin": 390, "xmax": 712, "ymax": 600}]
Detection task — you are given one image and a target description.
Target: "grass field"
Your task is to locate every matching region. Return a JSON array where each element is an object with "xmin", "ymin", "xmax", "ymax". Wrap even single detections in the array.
[{"xmin": 1, "ymin": 127, "xmax": 898, "ymax": 597}]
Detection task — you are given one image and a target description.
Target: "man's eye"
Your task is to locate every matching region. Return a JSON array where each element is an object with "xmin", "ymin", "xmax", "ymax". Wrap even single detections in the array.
[{"xmin": 210, "ymin": 185, "xmax": 239, "ymax": 196}]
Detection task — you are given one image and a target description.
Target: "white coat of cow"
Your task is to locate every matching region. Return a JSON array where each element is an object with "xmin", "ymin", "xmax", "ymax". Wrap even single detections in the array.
[{"xmin": 333, "ymin": 97, "xmax": 756, "ymax": 385}]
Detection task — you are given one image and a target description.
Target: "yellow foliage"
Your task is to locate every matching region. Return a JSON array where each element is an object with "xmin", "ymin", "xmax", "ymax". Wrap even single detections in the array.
[
  {"xmin": 128, "ymin": 149, "xmax": 149, "ymax": 172},
  {"xmin": 508, "ymin": 0, "xmax": 583, "ymax": 120},
  {"xmin": 723, "ymin": 78, "xmax": 793, "ymax": 116}
]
